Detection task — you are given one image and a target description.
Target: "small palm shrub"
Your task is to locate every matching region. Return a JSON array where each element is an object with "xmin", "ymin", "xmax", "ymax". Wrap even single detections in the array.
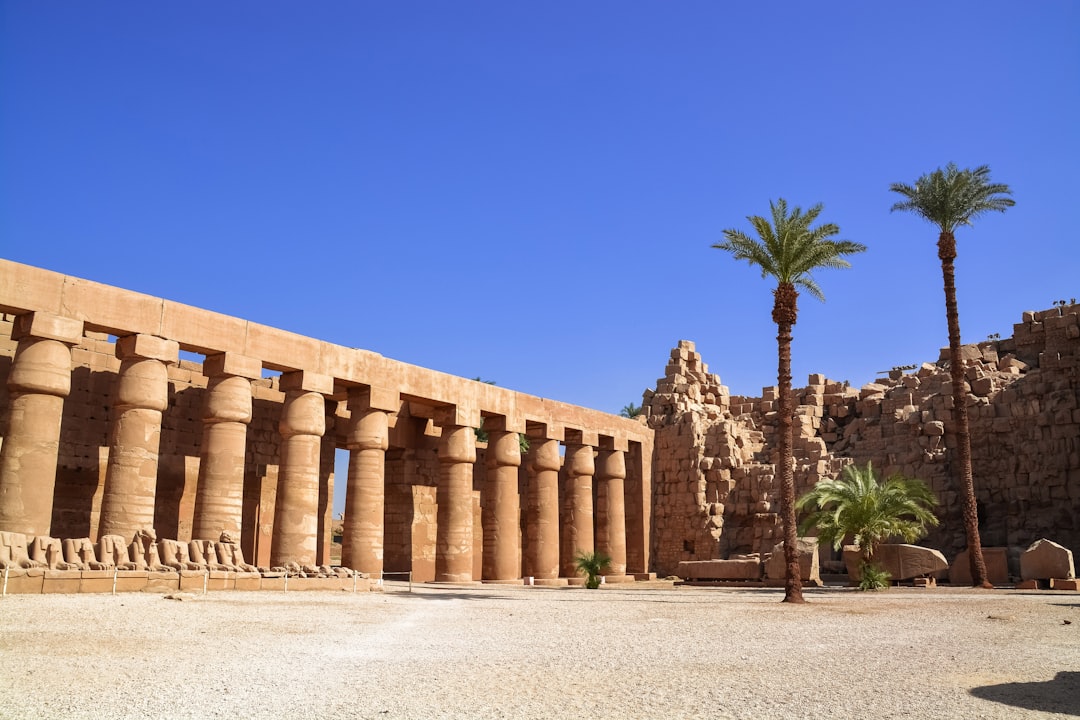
[
  {"xmin": 797, "ymin": 462, "xmax": 939, "ymax": 591},
  {"xmin": 574, "ymin": 550, "xmax": 611, "ymax": 589},
  {"xmin": 857, "ymin": 562, "xmax": 892, "ymax": 591}
]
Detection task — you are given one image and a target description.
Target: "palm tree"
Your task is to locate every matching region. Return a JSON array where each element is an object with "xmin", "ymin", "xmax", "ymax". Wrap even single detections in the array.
[
  {"xmin": 619, "ymin": 402, "xmax": 642, "ymax": 419},
  {"xmin": 714, "ymin": 199, "xmax": 865, "ymax": 603},
  {"xmin": 889, "ymin": 164, "xmax": 1014, "ymax": 588},
  {"xmin": 796, "ymin": 462, "xmax": 939, "ymax": 588}
]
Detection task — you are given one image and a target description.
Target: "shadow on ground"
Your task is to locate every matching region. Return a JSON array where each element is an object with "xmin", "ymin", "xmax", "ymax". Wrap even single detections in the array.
[{"xmin": 969, "ymin": 671, "xmax": 1080, "ymax": 716}]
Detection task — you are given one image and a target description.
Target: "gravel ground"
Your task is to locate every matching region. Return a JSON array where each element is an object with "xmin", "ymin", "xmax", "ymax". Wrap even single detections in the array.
[{"xmin": 1, "ymin": 582, "xmax": 1078, "ymax": 720}]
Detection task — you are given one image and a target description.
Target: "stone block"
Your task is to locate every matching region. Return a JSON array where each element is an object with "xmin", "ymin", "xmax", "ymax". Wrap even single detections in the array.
[
  {"xmin": 1020, "ymin": 539, "xmax": 1075, "ymax": 581},
  {"xmin": 112, "ymin": 570, "xmax": 150, "ymax": 592},
  {"xmin": 42, "ymin": 570, "xmax": 83, "ymax": 594},
  {"xmin": 234, "ymin": 573, "xmax": 262, "ymax": 591},
  {"xmin": 949, "ymin": 547, "xmax": 1011, "ymax": 586},
  {"xmin": 144, "ymin": 571, "xmax": 180, "ymax": 593},
  {"xmin": 1, "ymin": 567, "xmax": 44, "ymax": 594},
  {"xmin": 116, "ymin": 333, "xmax": 179, "ymax": 363},
  {"xmin": 1050, "ymin": 578, "xmax": 1079, "ymax": 591},
  {"xmin": 12, "ymin": 312, "xmax": 84, "ymax": 344},
  {"xmin": 844, "ymin": 544, "xmax": 948, "ymax": 581},
  {"xmin": 677, "ymin": 559, "xmax": 761, "ymax": 580},
  {"xmin": 764, "ymin": 537, "xmax": 821, "ymax": 585},
  {"xmin": 79, "ymin": 570, "xmax": 116, "ymax": 594}
]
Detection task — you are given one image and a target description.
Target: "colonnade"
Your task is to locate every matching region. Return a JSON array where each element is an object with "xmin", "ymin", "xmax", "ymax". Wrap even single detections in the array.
[{"xmin": 0, "ymin": 309, "xmax": 647, "ymax": 583}]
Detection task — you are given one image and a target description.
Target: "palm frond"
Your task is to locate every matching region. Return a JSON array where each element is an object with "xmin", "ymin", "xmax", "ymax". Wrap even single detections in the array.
[
  {"xmin": 714, "ymin": 198, "xmax": 864, "ymax": 302},
  {"xmin": 889, "ymin": 163, "xmax": 1014, "ymax": 233}
]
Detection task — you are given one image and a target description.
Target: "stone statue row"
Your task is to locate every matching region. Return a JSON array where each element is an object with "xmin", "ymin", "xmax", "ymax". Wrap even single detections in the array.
[{"xmin": 0, "ymin": 529, "xmax": 356, "ymax": 578}]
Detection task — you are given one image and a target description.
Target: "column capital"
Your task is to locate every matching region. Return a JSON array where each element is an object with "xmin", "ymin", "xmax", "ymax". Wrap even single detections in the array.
[
  {"xmin": 12, "ymin": 312, "xmax": 83, "ymax": 345},
  {"xmin": 438, "ymin": 424, "xmax": 477, "ymax": 464},
  {"xmin": 203, "ymin": 352, "xmax": 262, "ymax": 380},
  {"xmin": 434, "ymin": 403, "xmax": 481, "ymax": 429},
  {"xmin": 280, "ymin": 370, "xmax": 334, "ymax": 395},
  {"xmin": 116, "ymin": 334, "xmax": 179, "ymax": 364},
  {"xmin": 348, "ymin": 384, "xmax": 400, "ymax": 413},
  {"xmin": 483, "ymin": 413, "xmax": 525, "ymax": 435}
]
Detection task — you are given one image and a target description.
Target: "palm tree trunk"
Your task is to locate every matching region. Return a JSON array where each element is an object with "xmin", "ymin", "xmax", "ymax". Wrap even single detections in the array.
[
  {"xmin": 773, "ymin": 283, "xmax": 804, "ymax": 603},
  {"xmin": 938, "ymin": 232, "xmax": 990, "ymax": 588}
]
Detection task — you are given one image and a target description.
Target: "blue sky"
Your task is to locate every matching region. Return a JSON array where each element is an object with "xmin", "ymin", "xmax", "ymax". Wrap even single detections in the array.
[{"xmin": 3, "ymin": 1, "xmax": 1078, "ymax": 416}]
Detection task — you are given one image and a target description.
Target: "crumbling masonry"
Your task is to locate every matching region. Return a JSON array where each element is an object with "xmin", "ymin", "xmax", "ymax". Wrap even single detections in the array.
[{"xmin": 645, "ymin": 303, "xmax": 1080, "ymax": 577}]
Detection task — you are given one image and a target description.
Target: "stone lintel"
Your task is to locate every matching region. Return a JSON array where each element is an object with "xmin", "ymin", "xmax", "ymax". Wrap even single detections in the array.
[
  {"xmin": 598, "ymin": 432, "xmax": 630, "ymax": 452},
  {"xmin": 483, "ymin": 413, "xmax": 526, "ymax": 435},
  {"xmin": 525, "ymin": 421, "xmax": 564, "ymax": 442},
  {"xmin": 12, "ymin": 311, "xmax": 84, "ymax": 344},
  {"xmin": 434, "ymin": 403, "xmax": 482, "ymax": 429},
  {"xmin": 279, "ymin": 370, "xmax": 334, "ymax": 395},
  {"xmin": 350, "ymin": 385, "xmax": 400, "ymax": 413},
  {"xmin": 563, "ymin": 427, "xmax": 598, "ymax": 447},
  {"xmin": 203, "ymin": 352, "xmax": 262, "ymax": 380},
  {"xmin": 116, "ymin": 334, "xmax": 180, "ymax": 363}
]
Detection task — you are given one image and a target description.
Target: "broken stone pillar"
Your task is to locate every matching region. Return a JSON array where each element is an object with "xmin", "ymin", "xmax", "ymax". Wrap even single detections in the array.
[
  {"xmin": 560, "ymin": 429, "xmax": 596, "ymax": 578},
  {"xmin": 0, "ymin": 312, "xmax": 83, "ymax": 536},
  {"xmin": 482, "ymin": 415, "xmax": 523, "ymax": 581},
  {"xmin": 341, "ymin": 385, "xmax": 398, "ymax": 576},
  {"xmin": 191, "ymin": 353, "xmax": 260, "ymax": 541},
  {"xmin": 269, "ymin": 371, "xmax": 331, "ymax": 568},
  {"xmin": 99, "ymin": 334, "xmax": 179, "ymax": 540},
  {"xmin": 434, "ymin": 404, "xmax": 479, "ymax": 582},
  {"xmin": 595, "ymin": 438, "xmax": 628, "ymax": 577},
  {"xmin": 525, "ymin": 426, "xmax": 562, "ymax": 580}
]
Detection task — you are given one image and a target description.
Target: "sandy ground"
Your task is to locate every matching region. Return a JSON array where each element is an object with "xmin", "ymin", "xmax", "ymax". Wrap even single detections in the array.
[{"xmin": 1, "ymin": 582, "xmax": 1078, "ymax": 720}]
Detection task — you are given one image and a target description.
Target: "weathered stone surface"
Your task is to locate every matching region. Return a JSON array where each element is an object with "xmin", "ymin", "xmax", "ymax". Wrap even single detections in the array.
[
  {"xmin": 844, "ymin": 544, "xmax": 948, "ymax": 581},
  {"xmin": 950, "ymin": 547, "xmax": 1013, "ymax": 586},
  {"xmin": 1020, "ymin": 539, "xmax": 1075, "ymax": 580},
  {"xmin": 764, "ymin": 537, "xmax": 821, "ymax": 584},
  {"xmin": 677, "ymin": 558, "xmax": 761, "ymax": 580}
]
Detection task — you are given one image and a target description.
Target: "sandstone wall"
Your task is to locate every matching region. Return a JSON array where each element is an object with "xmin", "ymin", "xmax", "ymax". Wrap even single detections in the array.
[{"xmin": 645, "ymin": 305, "xmax": 1080, "ymax": 578}]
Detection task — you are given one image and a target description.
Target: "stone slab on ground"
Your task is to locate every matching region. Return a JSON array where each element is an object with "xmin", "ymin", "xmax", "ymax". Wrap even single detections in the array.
[
  {"xmin": 677, "ymin": 559, "xmax": 761, "ymax": 580},
  {"xmin": 1020, "ymin": 539, "xmax": 1075, "ymax": 581},
  {"xmin": 950, "ymin": 547, "xmax": 1012, "ymax": 586},
  {"xmin": 844, "ymin": 544, "xmax": 948, "ymax": 581}
]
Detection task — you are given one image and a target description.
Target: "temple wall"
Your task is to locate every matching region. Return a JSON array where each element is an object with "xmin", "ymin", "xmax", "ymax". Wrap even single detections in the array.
[{"xmin": 645, "ymin": 305, "xmax": 1080, "ymax": 578}]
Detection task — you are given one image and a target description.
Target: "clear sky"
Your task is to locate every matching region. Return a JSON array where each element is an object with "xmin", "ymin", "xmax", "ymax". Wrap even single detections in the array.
[{"xmin": 3, "ymin": 1, "xmax": 1078, "ymax": 415}]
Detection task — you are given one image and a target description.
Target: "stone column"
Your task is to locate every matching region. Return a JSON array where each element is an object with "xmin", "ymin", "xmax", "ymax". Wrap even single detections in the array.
[
  {"xmin": 482, "ymin": 415, "xmax": 524, "ymax": 581},
  {"xmin": 0, "ymin": 313, "xmax": 83, "ymax": 536},
  {"xmin": 596, "ymin": 436, "xmax": 628, "ymax": 577},
  {"xmin": 269, "ymin": 371, "xmax": 332, "ymax": 568},
  {"xmin": 560, "ymin": 429, "xmax": 596, "ymax": 578},
  {"xmin": 341, "ymin": 385, "xmax": 398, "ymax": 576},
  {"xmin": 525, "ymin": 425, "xmax": 562, "ymax": 580},
  {"xmin": 191, "ymin": 353, "xmax": 260, "ymax": 541},
  {"xmin": 99, "ymin": 334, "xmax": 179, "ymax": 540},
  {"xmin": 434, "ymin": 404, "xmax": 479, "ymax": 583}
]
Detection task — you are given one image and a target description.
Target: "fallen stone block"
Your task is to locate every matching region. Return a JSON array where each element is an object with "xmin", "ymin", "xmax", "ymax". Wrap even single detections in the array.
[
  {"xmin": 764, "ymin": 537, "xmax": 821, "ymax": 585},
  {"xmin": 677, "ymin": 559, "xmax": 761, "ymax": 581},
  {"xmin": 950, "ymin": 547, "xmax": 1011, "ymax": 586},
  {"xmin": 844, "ymin": 544, "xmax": 948, "ymax": 581},
  {"xmin": 1020, "ymin": 539, "xmax": 1075, "ymax": 581}
]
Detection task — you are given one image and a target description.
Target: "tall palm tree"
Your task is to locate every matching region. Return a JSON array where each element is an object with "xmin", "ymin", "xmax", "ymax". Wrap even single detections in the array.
[
  {"xmin": 796, "ymin": 462, "xmax": 939, "ymax": 567},
  {"xmin": 714, "ymin": 199, "xmax": 865, "ymax": 603},
  {"xmin": 889, "ymin": 164, "xmax": 1014, "ymax": 588}
]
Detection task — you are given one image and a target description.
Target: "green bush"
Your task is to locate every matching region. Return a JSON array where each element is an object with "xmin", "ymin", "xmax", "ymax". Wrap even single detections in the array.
[{"xmin": 858, "ymin": 562, "xmax": 892, "ymax": 591}]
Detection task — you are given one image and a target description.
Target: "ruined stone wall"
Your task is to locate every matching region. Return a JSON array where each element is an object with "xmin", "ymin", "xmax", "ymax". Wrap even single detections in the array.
[{"xmin": 645, "ymin": 305, "xmax": 1080, "ymax": 578}]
